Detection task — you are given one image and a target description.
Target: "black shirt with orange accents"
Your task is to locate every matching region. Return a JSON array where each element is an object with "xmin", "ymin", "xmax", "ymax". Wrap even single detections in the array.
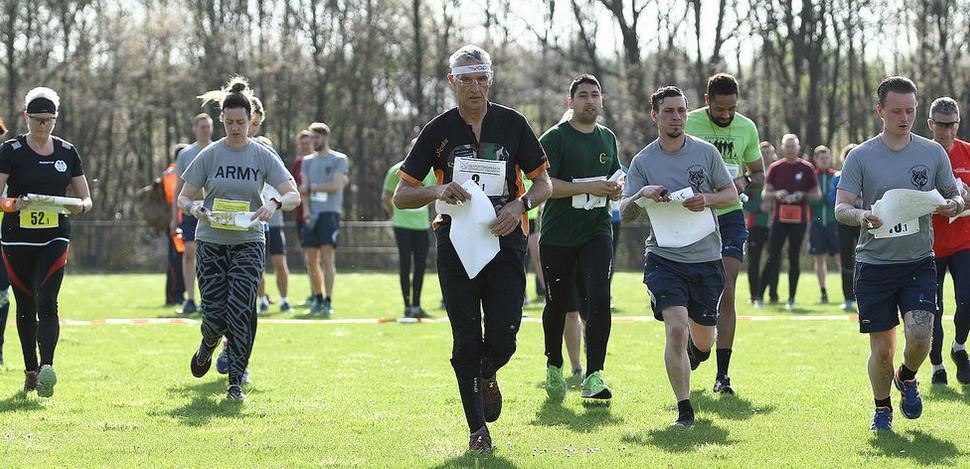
[
  {"xmin": 398, "ymin": 102, "xmax": 548, "ymax": 248},
  {"xmin": 0, "ymin": 135, "xmax": 85, "ymax": 245}
]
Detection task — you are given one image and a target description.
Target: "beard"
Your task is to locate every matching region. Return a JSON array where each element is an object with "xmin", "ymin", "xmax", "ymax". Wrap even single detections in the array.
[
  {"xmin": 573, "ymin": 107, "xmax": 598, "ymax": 125},
  {"xmin": 665, "ymin": 129, "xmax": 683, "ymax": 139},
  {"xmin": 707, "ymin": 109, "xmax": 734, "ymax": 128}
]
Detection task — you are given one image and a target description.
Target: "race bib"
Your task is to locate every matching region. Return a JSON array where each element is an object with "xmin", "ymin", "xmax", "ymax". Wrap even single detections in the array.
[
  {"xmin": 452, "ymin": 157, "xmax": 506, "ymax": 196},
  {"xmin": 572, "ymin": 176, "xmax": 608, "ymax": 209},
  {"xmin": 20, "ymin": 210, "xmax": 58, "ymax": 229},
  {"xmin": 724, "ymin": 163, "xmax": 741, "ymax": 179},
  {"xmin": 311, "ymin": 192, "xmax": 329, "ymax": 203},
  {"xmin": 778, "ymin": 204, "xmax": 804, "ymax": 224},
  {"xmin": 210, "ymin": 198, "xmax": 250, "ymax": 231},
  {"xmin": 872, "ymin": 218, "xmax": 920, "ymax": 239}
]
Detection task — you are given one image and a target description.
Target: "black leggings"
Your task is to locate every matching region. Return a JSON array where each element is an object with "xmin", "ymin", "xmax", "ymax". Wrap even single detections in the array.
[
  {"xmin": 197, "ymin": 241, "xmax": 264, "ymax": 387},
  {"xmin": 931, "ymin": 250, "xmax": 970, "ymax": 365},
  {"xmin": 540, "ymin": 235, "xmax": 613, "ymax": 375},
  {"xmin": 3, "ymin": 242, "xmax": 69, "ymax": 371},
  {"xmin": 0, "ymin": 259, "xmax": 10, "ymax": 355},
  {"xmin": 746, "ymin": 226, "xmax": 777, "ymax": 301},
  {"xmin": 393, "ymin": 227, "xmax": 429, "ymax": 308},
  {"xmin": 759, "ymin": 223, "xmax": 807, "ymax": 301},
  {"xmin": 837, "ymin": 223, "xmax": 858, "ymax": 301}
]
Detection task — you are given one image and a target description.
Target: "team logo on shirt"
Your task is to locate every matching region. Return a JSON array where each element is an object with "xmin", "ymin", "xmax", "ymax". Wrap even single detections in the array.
[
  {"xmin": 795, "ymin": 172, "xmax": 804, "ymax": 181},
  {"xmin": 687, "ymin": 164, "xmax": 707, "ymax": 192},
  {"xmin": 598, "ymin": 153, "xmax": 608, "ymax": 164},
  {"xmin": 54, "ymin": 160, "xmax": 67, "ymax": 172},
  {"xmin": 910, "ymin": 165, "xmax": 929, "ymax": 189},
  {"xmin": 709, "ymin": 138, "xmax": 737, "ymax": 161}
]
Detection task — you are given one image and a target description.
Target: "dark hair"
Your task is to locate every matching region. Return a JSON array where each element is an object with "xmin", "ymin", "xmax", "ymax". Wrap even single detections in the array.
[
  {"xmin": 171, "ymin": 143, "xmax": 189, "ymax": 162},
  {"xmin": 309, "ymin": 122, "xmax": 331, "ymax": 136},
  {"xmin": 707, "ymin": 73, "xmax": 739, "ymax": 98},
  {"xmin": 876, "ymin": 76, "xmax": 917, "ymax": 106},
  {"xmin": 0, "ymin": 119, "xmax": 6, "ymax": 136},
  {"xmin": 650, "ymin": 86, "xmax": 687, "ymax": 112},
  {"xmin": 569, "ymin": 74, "xmax": 602, "ymax": 99},
  {"xmin": 198, "ymin": 76, "xmax": 253, "ymax": 115}
]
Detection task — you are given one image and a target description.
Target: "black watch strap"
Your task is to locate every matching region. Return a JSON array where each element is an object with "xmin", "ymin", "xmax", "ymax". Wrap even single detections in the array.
[{"xmin": 521, "ymin": 196, "xmax": 532, "ymax": 211}]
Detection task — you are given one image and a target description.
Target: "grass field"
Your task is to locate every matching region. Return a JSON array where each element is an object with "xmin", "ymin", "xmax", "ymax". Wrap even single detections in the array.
[{"xmin": 0, "ymin": 271, "xmax": 968, "ymax": 467}]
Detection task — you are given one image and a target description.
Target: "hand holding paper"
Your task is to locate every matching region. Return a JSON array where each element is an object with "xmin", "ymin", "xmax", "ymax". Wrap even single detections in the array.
[
  {"xmin": 2, "ymin": 193, "xmax": 84, "ymax": 214},
  {"xmin": 868, "ymin": 189, "xmax": 943, "ymax": 236},
  {"xmin": 635, "ymin": 187, "xmax": 717, "ymax": 248},
  {"xmin": 436, "ymin": 181, "xmax": 499, "ymax": 278}
]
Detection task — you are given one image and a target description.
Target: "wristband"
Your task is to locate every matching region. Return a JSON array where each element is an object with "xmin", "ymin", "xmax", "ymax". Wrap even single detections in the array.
[{"xmin": 270, "ymin": 197, "xmax": 282, "ymax": 210}]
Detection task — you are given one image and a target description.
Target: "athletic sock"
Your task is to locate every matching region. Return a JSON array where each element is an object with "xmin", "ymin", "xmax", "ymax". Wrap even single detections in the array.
[
  {"xmin": 821, "ymin": 287, "xmax": 827, "ymax": 296},
  {"xmin": 932, "ymin": 363, "xmax": 946, "ymax": 373},
  {"xmin": 953, "ymin": 341, "xmax": 967, "ymax": 352},
  {"xmin": 280, "ymin": 296, "xmax": 288, "ymax": 304},
  {"xmin": 324, "ymin": 296, "xmax": 331, "ymax": 303},
  {"xmin": 677, "ymin": 399, "xmax": 694, "ymax": 420},
  {"xmin": 716, "ymin": 349, "xmax": 732, "ymax": 379},
  {"xmin": 314, "ymin": 294, "xmax": 324, "ymax": 302},
  {"xmin": 875, "ymin": 397, "xmax": 892, "ymax": 410},
  {"xmin": 898, "ymin": 364, "xmax": 917, "ymax": 382},
  {"xmin": 260, "ymin": 295, "xmax": 269, "ymax": 304}
]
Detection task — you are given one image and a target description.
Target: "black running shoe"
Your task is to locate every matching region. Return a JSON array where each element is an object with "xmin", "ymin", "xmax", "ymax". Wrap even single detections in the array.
[
  {"xmin": 468, "ymin": 426, "xmax": 492, "ymax": 452},
  {"xmin": 227, "ymin": 384, "xmax": 245, "ymax": 401},
  {"xmin": 482, "ymin": 375, "xmax": 502, "ymax": 423},
  {"xmin": 932, "ymin": 368, "xmax": 948, "ymax": 385},
  {"xmin": 190, "ymin": 339, "xmax": 217, "ymax": 378},
  {"xmin": 672, "ymin": 414, "xmax": 695, "ymax": 427},
  {"xmin": 179, "ymin": 300, "xmax": 197, "ymax": 315},
  {"xmin": 950, "ymin": 349, "xmax": 970, "ymax": 384},
  {"xmin": 713, "ymin": 376, "xmax": 735, "ymax": 394}
]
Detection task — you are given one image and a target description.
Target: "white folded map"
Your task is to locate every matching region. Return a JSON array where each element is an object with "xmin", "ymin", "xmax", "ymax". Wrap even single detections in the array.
[
  {"xmin": 23, "ymin": 193, "xmax": 84, "ymax": 214},
  {"xmin": 635, "ymin": 186, "xmax": 717, "ymax": 248},
  {"xmin": 868, "ymin": 189, "xmax": 944, "ymax": 237},
  {"xmin": 435, "ymin": 181, "xmax": 499, "ymax": 278}
]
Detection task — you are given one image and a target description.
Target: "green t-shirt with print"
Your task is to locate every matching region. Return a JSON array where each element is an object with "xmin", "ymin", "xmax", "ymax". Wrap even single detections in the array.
[
  {"xmin": 383, "ymin": 161, "xmax": 436, "ymax": 230},
  {"xmin": 685, "ymin": 108, "xmax": 762, "ymax": 215}
]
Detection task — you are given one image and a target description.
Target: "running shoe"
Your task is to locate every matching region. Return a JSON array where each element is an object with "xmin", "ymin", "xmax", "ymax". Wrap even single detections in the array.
[
  {"xmin": 893, "ymin": 368, "xmax": 923, "ymax": 419},
  {"xmin": 840, "ymin": 300, "xmax": 856, "ymax": 312},
  {"xmin": 753, "ymin": 299, "xmax": 765, "ymax": 309},
  {"xmin": 301, "ymin": 296, "xmax": 316, "ymax": 308},
  {"xmin": 280, "ymin": 300, "xmax": 291, "ymax": 313},
  {"xmin": 786, "ymin": 299, "xmax": 796, "ymax": 311},
  {"xmin": 545, "ymin": 365, "xmax": 566, "ymax": 401},
  {"xmin": 190, "ymin": 339, "xmax": 217, "ymax": 378},
  {"xmin": 482, "ymin": 374, "xmax": 502, "ymax": 422},
  {"xmin": 37, "ymin": 365, "xmax": 57, "ymax": 398},
  {"xmin": 870, "ymin": 406, "xmax": 893, "ymax": 431},
  {"xmin": 321, "ymin": 299, "xmax": 333, "ymax": 317},
  {"xmin": 216, "ymin": 341, "xmax": 229, "ymax": 374},
  {"xmin": 23, "ymin": 370, "xmax": 38, "ymax": 393},
  {"xmin": 931, "ymin": 368, "xmax": 948, "ymax": 385},
  {"xmin": 411, "ymin": 307, "xmax": 432, "ymax": 319},
  {"xmin": 259, "ymin": 299, "xmax": 269, "ymax": 314},
  {"xmin": 950, "ymin": 348, "xmax": 970, "ymax": 384},
  {"xmin": 468, "ymin": 426, "xmax": 492, "ymax": 452},
  {"xmin": 242, "ymin": 369, "xmax": 251, "ymax": 385},
  {"xmin": 581, "ymin": 371, "xmax": 612, "ymax": 399},
  {"xmin": 227, "ymin": 385, "xmax": 245, "ymax": 401},
  {"xmin": 572, "ymin": 367, "xmax": 584, "ymax": 380},
  {"xmin": 672, "ymin": 414, "xmax": 695, "ymax": 427},
  {"xmin": 713, "ymin": 376, "xmax": 735, "ymax": 394},
  {"xmin": 820, "ymin": 293, "xmax": 829, "ymax": 304},
  {"xmin": 310, "ymin": 299, "xmax": 325, "ymax": 315},
  {"xmin": 179, "ymin": 299, "xmax": 197, "ymax": 315}
]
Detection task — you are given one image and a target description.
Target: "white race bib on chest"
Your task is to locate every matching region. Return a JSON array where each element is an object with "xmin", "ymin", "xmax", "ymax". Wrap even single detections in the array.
[
  {"xmin": 452, "ymin": 157, "xmax": 506, "ymax": 196},
  {"xmin": 724, "ymin": 163, "xmax": 741, "ymax": 179}
]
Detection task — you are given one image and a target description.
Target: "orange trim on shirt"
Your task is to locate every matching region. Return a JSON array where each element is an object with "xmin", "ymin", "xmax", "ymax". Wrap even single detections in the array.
[
  {"xmin": 397, "ymin": 169, "xmax": 423, "ymax": 186},
  {"xmin": 525, "ymin": 161, "xmax": 550, "ymax": 180}
]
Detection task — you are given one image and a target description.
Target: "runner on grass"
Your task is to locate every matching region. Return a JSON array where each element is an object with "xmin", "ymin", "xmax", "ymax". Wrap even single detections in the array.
[{"xmin": 172, "ymin": 113, "xmax": 213, "ymax": 315}]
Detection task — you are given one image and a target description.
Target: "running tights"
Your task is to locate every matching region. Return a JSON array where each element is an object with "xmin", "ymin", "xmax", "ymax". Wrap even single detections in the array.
[
  {"xmin": 3, "ymin": 241, "xmax": 69, "ymax": 372},
  {"xmin": 393, "ymin": 227, "xmax": 429, "ymax": 308}
]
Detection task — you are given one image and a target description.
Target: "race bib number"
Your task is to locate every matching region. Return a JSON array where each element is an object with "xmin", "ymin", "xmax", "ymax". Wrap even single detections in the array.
[
  {"xmin": 20, "ymin": 210, "xmax": 58, "ymax": 229},
  {"xmin": 452, "ymin": 157, "xmax": 506, "ymax": 196},
  {"xmin": 872, "ymin": 218, "xmax": 920, "ymax": 239},
  {"xmin": 571, "ymin": 176, "xmax": 608, "ymax": 209},
  {"xmin": 778, "ymin": 204, "xmax": 804, "ymax": 224},
  {"xmin": 210, "ymin": 198, "xmax": 250, "ymax": 231},
  {"xmin": 724, "ymin": 163, "xmax": 741, "ymax": 179}
]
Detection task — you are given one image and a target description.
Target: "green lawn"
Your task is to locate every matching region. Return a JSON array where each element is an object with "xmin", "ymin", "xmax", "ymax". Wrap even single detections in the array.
[{"xmin": 0, "ymin": 272, "xmax": 967, "ymax": 467}]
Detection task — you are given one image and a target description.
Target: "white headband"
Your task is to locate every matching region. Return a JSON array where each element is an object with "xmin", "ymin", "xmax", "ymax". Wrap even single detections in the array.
[{"xmin": 451, "ymin": 63, "xmax": 492, "ymax": 76}]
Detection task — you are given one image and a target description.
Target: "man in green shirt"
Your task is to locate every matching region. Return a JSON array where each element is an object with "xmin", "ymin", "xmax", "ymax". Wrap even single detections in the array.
[
  {"xmin": 808, "ymin": 145, "xmax": 839, "ymax": 304},
  {"xmin": 685, "ymin": 73, "xmax": 765, "ymax": 394},
  {"xmin": 383, "ymin": 143, "xmax": 437, "ymax": 318},
  {"xmin": 539, "ymin": 74, "xmax": 622, "ymax": 401}
]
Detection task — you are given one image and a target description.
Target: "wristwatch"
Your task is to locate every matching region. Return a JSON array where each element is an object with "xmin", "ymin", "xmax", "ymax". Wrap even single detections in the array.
[
  {"xmin": 521, "ymin": 196, "xmax": 533, "ymax": 211},
  {"xmin": 743, "ymin": 174, "xmax": 753, "ymax": 186},
  {"xmin": 270, "ymin": 197, "xmax": 283, "ymax": 209}
]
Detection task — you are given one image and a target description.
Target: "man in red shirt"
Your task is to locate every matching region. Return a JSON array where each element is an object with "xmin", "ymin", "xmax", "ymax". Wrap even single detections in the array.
[
  {"xmin": 760, "ymin": 134, "xmax": 821, "ymax": 310},
  {"xmin": 928, "ymin": 96, "xmax": 970, "ymax": 386}
]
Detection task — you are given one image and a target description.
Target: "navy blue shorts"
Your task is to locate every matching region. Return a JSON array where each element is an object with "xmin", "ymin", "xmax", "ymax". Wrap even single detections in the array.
[
  {"xmin": 301, "ymin": 212, "xmax": 340, "ymax": 248},
  {"xmin": 808, "ymin": 222, "xmax": 839, "ymax": 256},
  {"xmin": 718, "ymin": 210, "xmax": 749, "ymax": 261},
  {"xmin": 266, "ymin": 226, "xmax": 286, "ymax": 255},
  {"xmin": 179, "ymin": 215, "xmax": 198, "ymax": 242},
  {"xmin": 855, "ymin": 257, "xmax": 937, "ymax": 333},
  {"xmin": 643, "ymin": 253, "xmax": 724, "ymax": 326}
]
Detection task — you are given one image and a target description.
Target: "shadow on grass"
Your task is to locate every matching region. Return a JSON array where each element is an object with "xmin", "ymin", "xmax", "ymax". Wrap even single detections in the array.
[
  {"xmin": 430, "ymin": 452, "xmax": 518, "ymax": 469},
  {"xmin": 622, "ymin": 418, "xmax": 736, "ymax": 453},
  {"xmin": 531, "ymin": 397, "xmax": 622, "ymax": 432},
  {"xmin": 926, "ymin": 384, "xmax": 970, "ymax": 403},
  {"xmin": 866, "ymin": 429, "xmax": 962, "ymax": 465},
  {"xmin": 0, "ymin": 390, "xmax": 43, "ymax": 413},
  {"xmin": 690, "ymin": 389, "xmax": 776, "ymax": 421},
  {"xmin": 152, "ymin": 380, "xmax": 246, "ymax": 426}
]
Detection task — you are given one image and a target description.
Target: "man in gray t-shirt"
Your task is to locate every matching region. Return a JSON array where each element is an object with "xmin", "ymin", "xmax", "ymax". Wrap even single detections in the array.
[
  {"xmin": 172, "ymin": 113, "xmax": 213, "ymax": 316},
  {"xmin": 298, "ymin": 122, "xmax": 350, "ymax": 315},
  {"xmin": 618, "ymin": 87, "xmax": 737, "ymax": 427},
  {"xmin": 834, "ymin": 76, "xmax": 965, "ymax": 431}
]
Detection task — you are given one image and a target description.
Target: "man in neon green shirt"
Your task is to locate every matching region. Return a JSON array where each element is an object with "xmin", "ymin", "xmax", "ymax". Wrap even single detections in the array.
[
  {"xmin": 685, "ymin": 73, "xmax": 765, "ymax": 395},
  {"xmin": 384, "ymin": 147, "xmax": 437, "ymax": 318}
]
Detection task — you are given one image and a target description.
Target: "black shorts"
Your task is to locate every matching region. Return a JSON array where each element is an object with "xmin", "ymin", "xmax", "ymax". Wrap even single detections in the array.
[
  {"xmin": 180, "ymin": 215, "xmax": 198, "ymax": 242},
  {"xmin": 266, "ymin": 226, "xmax": 286, "ymax": 256},
  {"xmin": 808, "ymin": 222, "xmax": 839, "ymax": 256},
  {"xmin": 301, "ymin": 212, "xmax": 340, "ymax": 248},
  {"xmin": 718, "ymin": 210, "xmax": 749, "ymax": 261},
  {"xmin": 855, "ymin": 257, "xmax": 937, "ymax": 333},
  {"xmin": 643, "ymin": 253, "xmax": 724, "ymax": 326}
]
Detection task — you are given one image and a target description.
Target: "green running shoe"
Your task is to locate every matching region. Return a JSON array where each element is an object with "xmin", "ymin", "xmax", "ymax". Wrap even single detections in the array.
[
  {"xmin": 545, "ymin": 365, "xmax": 566, "ymax": 401},
  {"xmin": 581, "ymin": 371, "xmax": 612, "ymax": 400},
  {"xmin": 37, "ymin": 365, "xmax": 57, "ymax": 398}
]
